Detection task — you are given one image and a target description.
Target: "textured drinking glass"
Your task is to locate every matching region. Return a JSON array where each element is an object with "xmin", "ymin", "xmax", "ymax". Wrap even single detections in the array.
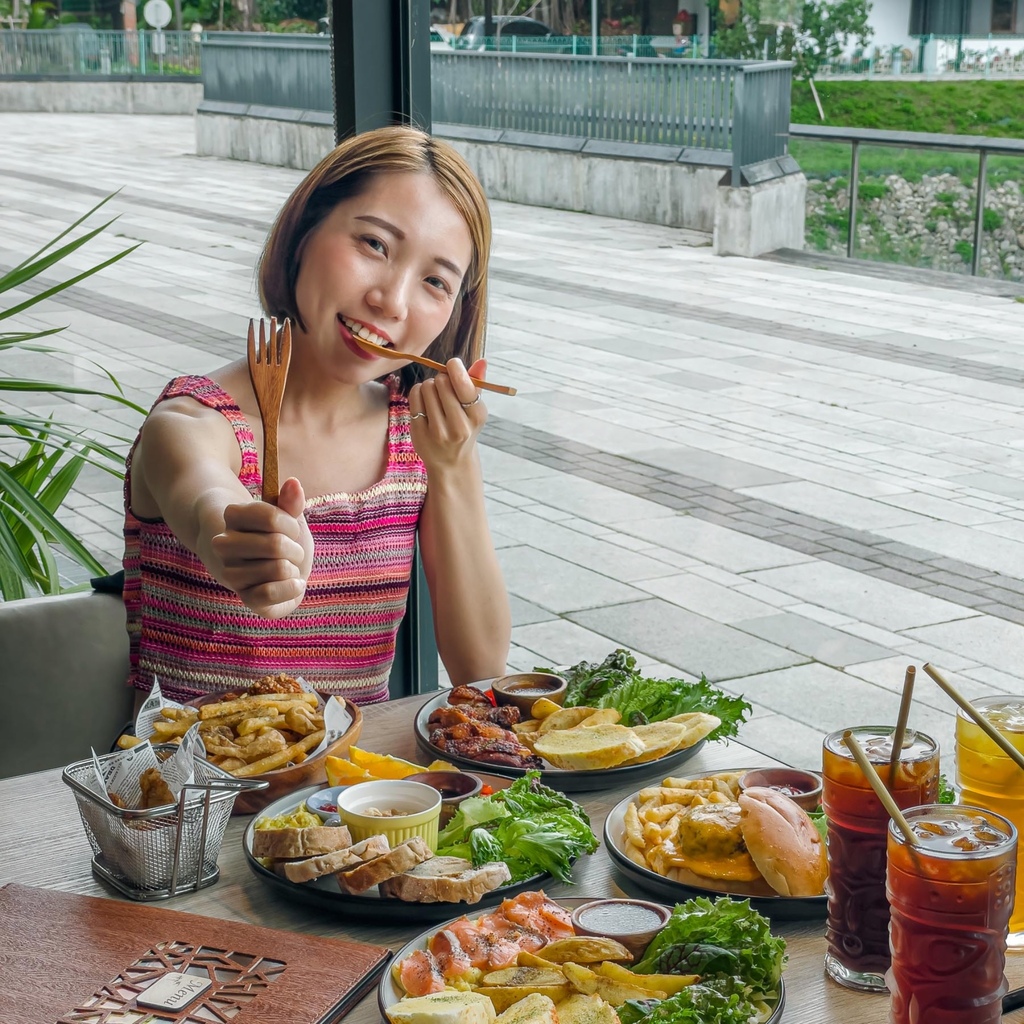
[
  {"xmin": 956, "ymin": 696, "xmax": 1024, "ymax": 950},
  {"xmin": 821, "ymin": 726, "xmax": 939, "ymax": 991},
  {"xmin": 887, "ymin": 804, "xmax": 1017, "ymax": 1024}
]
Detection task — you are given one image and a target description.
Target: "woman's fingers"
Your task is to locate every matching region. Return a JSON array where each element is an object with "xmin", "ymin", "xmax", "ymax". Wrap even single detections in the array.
[
  {"xmin": 211, "ymin": 525, "xmax": 306, "ymax": 567},
  {"xmin": 238, "ymin": 577, "xmax": 307, "ymax": 619}
]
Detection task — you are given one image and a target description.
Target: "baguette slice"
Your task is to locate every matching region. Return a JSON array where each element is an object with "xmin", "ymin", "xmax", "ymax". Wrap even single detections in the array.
[
  {"xmin": 533, "ymin": 724, "xmax": 644, "ymax": 771},
  {"xmin": 278, "ymin": 834, "xmax": 391, "ymax": 883},
  {"xmin": 385, "ymin": 990, "xmax": 495, "ymax": 1024},
  {"xmin": 379, "ymin": 856, "xmax": 511, "ymax": 904},
  {"xmin": 337, "ymin": 836, "xmax": 433, "ymax": 894},
  {"xmin": 252, "ymin": 824, "xmax": 352, "ymax": 859}
]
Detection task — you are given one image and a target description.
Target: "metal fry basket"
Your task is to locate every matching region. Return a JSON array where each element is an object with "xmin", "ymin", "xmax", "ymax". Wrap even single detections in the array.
[{"xmin": 63, "ymin": 745, "xmax": 268, "ymax": 901}]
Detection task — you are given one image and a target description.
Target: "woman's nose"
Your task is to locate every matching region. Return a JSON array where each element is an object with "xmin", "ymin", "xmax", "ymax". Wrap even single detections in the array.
[{"xmin": 366, "ymin": 272, "xmax": 410, "ymax": 321}]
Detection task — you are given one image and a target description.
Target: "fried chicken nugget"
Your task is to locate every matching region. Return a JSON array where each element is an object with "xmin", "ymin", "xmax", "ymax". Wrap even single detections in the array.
[{"xmin": 139, "ymin": 766, "xmax": 176, "ymax": 809}]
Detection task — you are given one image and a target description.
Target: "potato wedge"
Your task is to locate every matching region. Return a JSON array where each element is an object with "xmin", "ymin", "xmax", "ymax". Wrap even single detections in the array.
[
  {"xmin": 516, "ymin": 952, "xmax": 562, "ymax": 971},
  {"xmin": 561, "ymin": 963, "xmax": 600, "ymax": 996},
  {"xmin": 529, "ymin": 697, "xmax": 564, "ymax": 720},
  {"xmin": 539, "ymin": 938, "xmax": 633, "ymax": 964},
  {"xmin": 494, "ymin": 993, "xmax": 558, "ymax": 1024},
  {"xmin": 593, "ymin": 962, "xmax": 699, "ymax": 995},
  {"xmin": 477, "ymin": 987, "xmax": 571, "ymax": 1013},
  {"xmin": 556, "ymin": 994, "xmax": 619, "ymax": 1024},
  {"xmin": 481, "ymin": 968, "xmax": 566, "ymax": 989}
]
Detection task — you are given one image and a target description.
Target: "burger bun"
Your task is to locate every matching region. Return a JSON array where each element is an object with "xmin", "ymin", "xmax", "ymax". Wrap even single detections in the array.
[{"xmin": 737, "ymin": 786, "xmax": 827, "ymax": 897}]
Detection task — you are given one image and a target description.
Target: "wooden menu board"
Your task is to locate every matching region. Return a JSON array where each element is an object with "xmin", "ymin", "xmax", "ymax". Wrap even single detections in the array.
[{"xmin": 0, "ymin": 883, "xmax": 391, "ymax": 1024}]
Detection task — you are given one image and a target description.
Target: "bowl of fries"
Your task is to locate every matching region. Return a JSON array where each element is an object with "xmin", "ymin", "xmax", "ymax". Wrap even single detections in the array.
[{"xmin": 148, "ymin": 687, "xmax": 363, "ymax": 814}]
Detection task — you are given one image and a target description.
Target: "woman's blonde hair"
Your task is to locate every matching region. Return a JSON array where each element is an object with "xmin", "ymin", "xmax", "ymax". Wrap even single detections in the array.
[{"xmin": 258, "ymin": 126, "xmax": 491, "ymax": 394}]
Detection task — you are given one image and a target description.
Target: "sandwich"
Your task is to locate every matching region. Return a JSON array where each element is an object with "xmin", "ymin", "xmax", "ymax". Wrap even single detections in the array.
[
  {"xmin": 275, "ymin": 834, "xmax": 391, "ymax": 883},
  {"xmin": 251, "ymin": 823, "xmax": 352, "ymax": 860},
  {"xmin": 336, "ymin": 836, "xmax": 434, "ymax": 895},
  {"xmin": 378, "ymin": 856, "xmax": 512, "ymax": 904},
  {"xmin": 737, "ymin": 786, "xmax": 828, "ymax": 897}
]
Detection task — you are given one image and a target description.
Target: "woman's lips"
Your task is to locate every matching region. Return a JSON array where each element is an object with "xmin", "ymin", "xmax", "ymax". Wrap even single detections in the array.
[{"xmin": 338, "ymin": 319, "xmax": 377, "ymax": 361}]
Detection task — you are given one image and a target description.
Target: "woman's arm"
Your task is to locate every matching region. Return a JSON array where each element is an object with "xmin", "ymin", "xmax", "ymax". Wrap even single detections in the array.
[
  {"xmin": 132, "ymin": 397, "xmax": 313, "ymax": 619},
  {"xmin": 412, "ymin": 360, "xmax": 511, "ymax": 685}
]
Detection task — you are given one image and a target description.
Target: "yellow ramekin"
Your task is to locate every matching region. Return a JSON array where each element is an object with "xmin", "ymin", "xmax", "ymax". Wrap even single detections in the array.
[{"xmin": 336, "ymin": 779, "xmax": 442, "ymax": 851}]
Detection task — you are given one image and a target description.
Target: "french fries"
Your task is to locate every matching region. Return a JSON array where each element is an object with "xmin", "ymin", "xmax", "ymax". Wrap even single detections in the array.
[
  {"xmin": 126, "ymin": 690, "xmax": 330, "ymax": 779},
  {"xmin": 622, "ymin": 771, "xmax": 748, "ymax": 882}
]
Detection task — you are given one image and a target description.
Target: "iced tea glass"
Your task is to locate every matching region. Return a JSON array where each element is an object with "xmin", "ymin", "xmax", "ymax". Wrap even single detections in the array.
[
  {"xmin": 956, "ymin": 696, "xmax": 1024, "ymax": 949},
  {"xmin": 821, "ymin": 726, "xmax": 939, "ymax": 991},
  {"xmin": 887, "ymin": 805, "xmax": 1017, "ymax": 1024}
]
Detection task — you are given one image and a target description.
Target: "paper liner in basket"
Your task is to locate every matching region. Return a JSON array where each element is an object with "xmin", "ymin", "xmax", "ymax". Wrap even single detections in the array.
[
  {"xmin": 86, "ymin": 723, "xmax": 206, "ymax": 811},
  {"xmin": 135, "ymin": 676, "xmax": 353, "ymax": 763}
]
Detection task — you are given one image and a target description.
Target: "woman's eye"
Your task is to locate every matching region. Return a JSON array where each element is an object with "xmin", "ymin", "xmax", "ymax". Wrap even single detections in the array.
[
  {"xmin": 362, "ymin": 236, "xmax": 387, "ymax": 255},
  {"xmin": 426, "ymin": 276, "xmax": 452, "ymax": 295}
]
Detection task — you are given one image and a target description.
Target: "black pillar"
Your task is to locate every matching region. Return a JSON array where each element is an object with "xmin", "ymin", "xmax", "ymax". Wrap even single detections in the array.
[
  {"xmin": 330, "ymin": 0, "xmax": 432, "ymax": 143},
  {"xmin": 329, "ymin": 0, "xmax": 439, "ymax": 696}
]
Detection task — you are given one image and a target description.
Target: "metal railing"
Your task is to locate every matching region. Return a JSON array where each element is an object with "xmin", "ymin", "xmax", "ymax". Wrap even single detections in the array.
[
  {"xmin": 791, "ymin": 124, "xmax": 1024, "ymax": 277},
  {"xmin": 201, "ymin": 35, "xmax": 792, "ymax": 181},
  {"xmin": 448, "ymin": 33, "xmax": 714, "ymax": 58},
  {"xmin": 0, "ymin": 29, "xmax": 201, "ymax": 77},
  {"xmin": 818, "ymin": 35, "xmax": 1024, "ymax": 77}
]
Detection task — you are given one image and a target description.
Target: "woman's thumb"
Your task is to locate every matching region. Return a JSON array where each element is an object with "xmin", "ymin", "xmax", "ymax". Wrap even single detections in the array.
[{"xmin": 277, "ymin": 477, "xmax": 306, "ymax": 520}]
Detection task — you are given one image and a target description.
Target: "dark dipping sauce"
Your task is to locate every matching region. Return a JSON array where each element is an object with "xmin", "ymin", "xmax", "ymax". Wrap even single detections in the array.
[{"xmin": 577, "ymin": 902, "xmax": 665, "ymax": 933}]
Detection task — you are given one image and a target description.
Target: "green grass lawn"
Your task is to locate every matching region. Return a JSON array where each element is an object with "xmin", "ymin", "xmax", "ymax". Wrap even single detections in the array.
[{"xmin": 791, "ymin": 79, "xmax": 1024, "ymax": 138}]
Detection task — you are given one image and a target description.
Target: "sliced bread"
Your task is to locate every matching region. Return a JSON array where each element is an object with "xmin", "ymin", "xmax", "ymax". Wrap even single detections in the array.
[
  {"xmin": 336, "ymin": 836, "xmax": 433, "ymax": 894},
  {"xmin": 384, "ymin": 990, "xmax": 495, "ymax": 1024},
  {"xmin": 252, "ymin": 824, "xmax": 352, "ymax": 860},
  {"xmin": 278, "ymin": 834, "xmax": 391, "ymax": 883},
  {"xmin": 378, "ymin": 856, "xmax": 511, "ymax": 904},
  {"xmin": 532, "ymin": 723, "xmax": 645, "ymax": 771}
]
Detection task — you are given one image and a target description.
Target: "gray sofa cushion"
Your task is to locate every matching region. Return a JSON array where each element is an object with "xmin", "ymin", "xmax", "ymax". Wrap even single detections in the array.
[{"xmin": 0, "ymin": 591, "xmax": 133, "ymax": 779}]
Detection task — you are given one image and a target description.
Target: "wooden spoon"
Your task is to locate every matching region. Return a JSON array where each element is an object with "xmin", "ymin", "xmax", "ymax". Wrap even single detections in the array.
[{"xmin": 351, "ymin": 336, "xmax": 517, "ymax": 396}]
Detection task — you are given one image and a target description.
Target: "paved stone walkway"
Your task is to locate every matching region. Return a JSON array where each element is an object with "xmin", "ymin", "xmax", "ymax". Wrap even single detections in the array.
[{"xmin": 4, "ymin": 112, "xmax": 1024, "ymax": 775}]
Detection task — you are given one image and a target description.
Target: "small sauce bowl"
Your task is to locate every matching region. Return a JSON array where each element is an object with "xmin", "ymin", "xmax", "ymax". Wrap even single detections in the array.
[
  {"xmin": 306, "ymin": 785, "xmax": 347, "ymax": 819},
  {"xmin": 491, "ymin": 673, "xmax": 567, "ymax": 716},
  {"xmin": 405, "ymin": 771, "xmax": 483, "ymax": 827},
  {"xmin": 571, "ymin": 898, "xmax": 672, "ymax": 962},
  {"xmin": 738, "ymin": 766, "xmax": 822, "ymax": 811}
]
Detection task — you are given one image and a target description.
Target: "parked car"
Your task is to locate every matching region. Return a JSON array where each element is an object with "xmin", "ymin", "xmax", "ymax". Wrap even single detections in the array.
[
  {"xmin": 454, "ymin": 15, "xmax": 555, "ymax": 52},
  {"xmin": 430, "ymin": 26, "xmax": 454, "ymax": 52}
]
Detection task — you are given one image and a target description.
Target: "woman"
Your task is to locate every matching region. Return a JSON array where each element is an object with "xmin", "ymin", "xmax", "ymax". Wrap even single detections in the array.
[{"xmin": 123, "ymin": 126, "xmax": 511, "ymax": 706}]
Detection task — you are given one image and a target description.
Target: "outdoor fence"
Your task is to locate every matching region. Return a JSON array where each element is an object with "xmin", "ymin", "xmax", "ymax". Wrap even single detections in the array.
[
  {"xmin": 818, "ymin": 34, "xmax": 1024, "ymax": 77},
  {"xmin": 201, "ymin": 34, "xmax": 792, "ymax": 182},
  {"xmin": 0, "ymin": 29, "xmax": 201, "ymax": 76},
  {"xmin": 791, "ymin": 124, "xmax": 1024, "ymax": 281}
]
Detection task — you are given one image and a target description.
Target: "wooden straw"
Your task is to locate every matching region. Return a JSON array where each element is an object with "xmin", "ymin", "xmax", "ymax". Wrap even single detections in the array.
[
  {"xmin": 843, "ymin": 730, "xmax": 919, "ymax": 847},
  {"xmin": 923, "ymin": 663, "xmax": 1024, "ymax": 774},
  {"xmin": 890, "ymin": 665, "xmax": 916, "ymax": 787}
]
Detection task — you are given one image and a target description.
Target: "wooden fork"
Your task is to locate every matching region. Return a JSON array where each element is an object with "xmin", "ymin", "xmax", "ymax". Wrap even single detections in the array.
[
  {"xmin": 351, "ymin": 336, "xmax": 517, "ymax": 396},
  {"xmin": 247, "ymin": 317, "xmax": 292, "ymax": 505}
]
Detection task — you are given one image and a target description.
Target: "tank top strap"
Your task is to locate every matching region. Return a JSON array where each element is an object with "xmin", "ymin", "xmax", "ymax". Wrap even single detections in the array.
[{"xmin": 151, "ymin": 375, "xmax": 261, "ymax": 495}]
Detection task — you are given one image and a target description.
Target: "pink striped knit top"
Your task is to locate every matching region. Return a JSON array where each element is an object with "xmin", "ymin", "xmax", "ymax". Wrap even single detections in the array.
[{"xmin": 123, "ymin": 375, "xmax": 427, "ymax": 705}]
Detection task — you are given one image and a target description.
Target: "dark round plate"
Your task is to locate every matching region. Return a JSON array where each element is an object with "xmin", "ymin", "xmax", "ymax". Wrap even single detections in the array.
[
  {"xmin": 604, "ymin": 768, "xmax": 828, "ymax": 922},
  {"xmin": 378, "ymin": 896, "xmax": 786, "ymax": 1022},
  {"xmin": 413, "ymin": 684, "xmax": 707, "ymax": 793},
  {"xmin": 243, "ymin": 777, "xmax": 554, "ymax": 923}
]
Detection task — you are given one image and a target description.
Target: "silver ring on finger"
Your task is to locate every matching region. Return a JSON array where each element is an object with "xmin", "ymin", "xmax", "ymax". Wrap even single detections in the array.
[
  {"xmin": 411, "ymin": 411, "xmax": 428, "ymax": 422},
  {"xmin": 460, "ymin": 394, "xmax": 482, "ymax": 409}
]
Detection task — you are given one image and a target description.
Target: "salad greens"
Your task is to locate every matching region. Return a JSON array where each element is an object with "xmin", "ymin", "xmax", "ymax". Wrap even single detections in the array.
[
  {"xmin": 623, "ymin": 897, "xmax": 787, "ymax": 1024},
  {"xmin": 541, "ymin": 649, "xmax": 751, "ymax": 742},
  {"xmin": 938, "ymin": 773, "xmax": 957, "ymax": 804},
  {"xmin": 435, "ymin": 771, "xmax": 598, "ymax": 883}
]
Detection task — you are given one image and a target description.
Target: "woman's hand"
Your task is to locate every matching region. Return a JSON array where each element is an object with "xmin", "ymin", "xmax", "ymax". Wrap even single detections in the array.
[
  {"xmin": 408, "ymin": 358, "xmax": 487, "ymax": 475},
  {"xmin": 207, "ymin": 477, "xmax": 314, "ymax": 619}
]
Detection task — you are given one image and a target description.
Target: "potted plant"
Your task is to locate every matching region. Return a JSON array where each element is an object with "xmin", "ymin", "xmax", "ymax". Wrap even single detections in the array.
[{"xmin": 0, "ymin": 193, "xmax": 145, "ymax": 599}]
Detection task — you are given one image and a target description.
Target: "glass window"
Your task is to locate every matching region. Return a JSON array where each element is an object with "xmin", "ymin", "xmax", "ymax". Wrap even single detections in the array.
[{"xmin": 992, "ymin": 0, "xmax": 1015, "ymax": 32}]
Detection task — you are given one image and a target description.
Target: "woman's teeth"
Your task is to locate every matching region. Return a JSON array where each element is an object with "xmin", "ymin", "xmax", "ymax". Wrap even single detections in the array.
[{"xmin": 341, "ymin": 317, "xmax": 391, "ymax": 347}]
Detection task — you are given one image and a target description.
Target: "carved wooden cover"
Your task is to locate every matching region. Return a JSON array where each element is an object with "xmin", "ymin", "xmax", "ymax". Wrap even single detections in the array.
[
  {"xmin": 58, "ymin": 941, "xmax": 288, "ymax": 1023},
  {"xmin": 1, "ymin": 884, "xmax": 391, "ymax": 1024}
]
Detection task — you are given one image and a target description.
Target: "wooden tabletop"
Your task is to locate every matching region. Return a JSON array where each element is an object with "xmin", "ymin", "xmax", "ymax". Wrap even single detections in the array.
[{"xmin": 2, "ymin": 693, "xmax": 1022, "ymax": 1024}]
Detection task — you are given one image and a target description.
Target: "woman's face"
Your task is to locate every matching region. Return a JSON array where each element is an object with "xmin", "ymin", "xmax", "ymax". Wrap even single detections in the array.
[{"xmin": 292, "ymin": 171, "xmax": 474, "ymax": 383}]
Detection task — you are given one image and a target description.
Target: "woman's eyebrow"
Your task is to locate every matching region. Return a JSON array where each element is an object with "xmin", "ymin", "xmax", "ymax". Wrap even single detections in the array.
[{"xmin": 356, "ymin": 215, "xmax": 464, "ymax": 279}]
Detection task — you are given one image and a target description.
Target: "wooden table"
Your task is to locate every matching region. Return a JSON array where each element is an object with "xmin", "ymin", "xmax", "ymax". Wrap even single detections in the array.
[{"xmin": 2, "ymin": 693, "xmax": 1021, "ymax": 1024}]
